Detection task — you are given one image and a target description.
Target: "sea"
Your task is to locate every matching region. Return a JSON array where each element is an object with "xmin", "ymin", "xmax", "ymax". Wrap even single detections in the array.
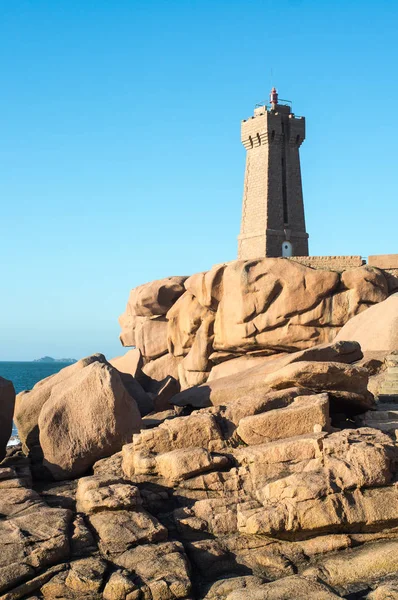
[{"xmin": 0, "ymin": 361, "xmax": 73, "ymax": 442}]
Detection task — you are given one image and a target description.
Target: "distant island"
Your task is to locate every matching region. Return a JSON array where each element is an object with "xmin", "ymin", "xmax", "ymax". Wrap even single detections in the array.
[{"xmin": 33, "ymin": 356, "xmax": 77, "ymax": 364}]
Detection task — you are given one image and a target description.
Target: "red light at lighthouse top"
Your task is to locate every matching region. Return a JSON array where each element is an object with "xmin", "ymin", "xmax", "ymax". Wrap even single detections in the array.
[{"xmin": 270, "ymin": 87, "xmax": 278, "ymax": 107}]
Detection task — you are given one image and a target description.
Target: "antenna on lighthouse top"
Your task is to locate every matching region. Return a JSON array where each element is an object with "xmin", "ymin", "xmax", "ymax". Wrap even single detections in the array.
[{"xmin": 270, "ymin": 86, "xmax": 278, "ymax": 110}]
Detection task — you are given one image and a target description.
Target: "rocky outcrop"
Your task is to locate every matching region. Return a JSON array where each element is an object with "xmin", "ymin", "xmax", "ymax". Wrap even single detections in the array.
[
  {"xmin": 4, "ymin": 260, "xmax": 397, "ymax": 598},
  {"xmin": 335, "ymin": 293, "xmax": 398, "ymax": 352},
  {"xmin": 5, "ymin": 414, "xmax": 398, "ymax": 600},
  {"xmin": 0, "ymin": 466, "xmax": 71, "ymax": 596},
  {"xmin": 5, "ymin": 368, "xmax": 398, "ymax": 598},
  {"xmin": 119, "ymin": 259, "xmax": 388, "ymax": 392},
  {"xmin": 0, "ymin": 377, "xmax": 15, "ymax": 460}
]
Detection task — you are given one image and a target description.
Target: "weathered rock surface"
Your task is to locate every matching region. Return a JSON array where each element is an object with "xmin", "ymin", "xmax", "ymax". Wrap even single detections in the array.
[
  {"xmin": 167, "ymin": 292, "xmax": 212, "ymax": 358},
  {"xmin": 236, "ymin": 393, "xmax": 330, "ymax": 445},
  {"xmin": 90, "ymin": 508, "xmax": 168, "ymax": 555},
  {"xmin": 303, "ymin": 539, "xmax": 398, "ymax": 593},
  {"xmin": 222, "ymin": 387, "xmax": 307, "ymax": 436},
  {"xmin": 76, "ymin": 475, "xmax": 141, "ymax": 514},
  {"xmin": 103, "ymin": 570, "xmax": 138, "ymax": 600},
  {"xmin": 225, "ymin": 575, "xmax": 342, "ymax": 599},
  {"xmin": 171, "ymin": 347, "xmax": 372, "ymax": 411},
  {"xmin": 155, "ymin": 447, "xmax": 229, "ymax": 482},
  {"xmin": 3, "ymin": 418, "xmax": 398, "ymax": 598},
  {"xmin": 65, "ymin": 556, "xmax": 107, "ymax": 594},
  {"xmin": 213, "ymin": 261, "xmax": 386, "ymax": 352},
  {"xmin": 124, "ymin": 276, "xmax": 187, "ymax": 318},
  {"xmin": 131, "ymin": 316, "xmax": 169, "ymax": 360},
  {"xmin": 207, "ymin": 354, "xmax": 283, "ymax": 381},
  {"xmin": 237, "ymin": 428, "xmax": 398, "ymax": 537},
  {"xmin": 38, "ymin": 361, "xmax": 142, "ymax": 479},
  {"xmin": 208, "ymin": 340, "xmax": 363, "ymax": 383},
  {"xmin": 113, "ymin": 541, "xmax": 192, "ymax": 599},
  {"xmin": 335, "ymin": 293, "xmax": 398, "ymax": 352},
  {"xmin": 141, "ymin": 352, "xmax": 181, "ymax": 383},
  {"xmin": 109, "ymin": 348, "xmax": 143, "ymax": 378},
  {"xmin": 119, "ymin": 275, "xmax": 187, "ymax": 356},
  {"xmin": 14, "ymin": 353, "xmax": 108, "ymax": 452},
  {"xmin": 5, "ymin": 260, "xmax": 398, "ymax": 598},
  {"xmin": 262, "ymin": 361, "xmax": 372, "ymax": 403},
  {"xmin": 0, "ymin": 377, "xmax": 15, "ymax": 460},
  {"xmin": 122, "ymin": 412, "xmax": 225, "ymax": 479},
  {"xmin": 118, "ymin": 260, "xmax": 388, "ymax": 394},
  {"xmin": 0, "ymin": 466, "xmax": 71, "ymax": 596}
]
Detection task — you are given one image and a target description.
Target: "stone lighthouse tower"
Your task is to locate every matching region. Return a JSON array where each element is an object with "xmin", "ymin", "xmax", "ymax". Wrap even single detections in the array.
[{"xmin": 238, "ymin": 88, "xmax": 309, "ymax": 259}]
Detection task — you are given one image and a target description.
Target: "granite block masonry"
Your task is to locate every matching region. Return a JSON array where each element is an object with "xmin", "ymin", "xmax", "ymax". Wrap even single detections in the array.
[{"xmin": 238, "ymin": 87, "xmax": 309, "ymax": 259}]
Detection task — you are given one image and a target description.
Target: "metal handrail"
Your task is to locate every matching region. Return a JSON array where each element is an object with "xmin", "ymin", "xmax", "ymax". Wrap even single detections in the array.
[{"xmin": 255, "ymin": 99, "xmax": 292, "ymax": 109}]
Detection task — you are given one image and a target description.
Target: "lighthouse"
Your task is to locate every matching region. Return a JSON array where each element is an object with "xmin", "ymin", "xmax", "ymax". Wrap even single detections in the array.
[{"xmin": 238, "ymin": 88, "xmax": 309, "ymax": 259}]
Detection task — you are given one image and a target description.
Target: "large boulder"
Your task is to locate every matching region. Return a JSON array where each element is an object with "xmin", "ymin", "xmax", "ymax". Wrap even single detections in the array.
[
  {"xmin": 213, "ymin": 261, "xmax": 387, "ymax": 354},
  {"xmin": 38, "ymin": 361, "xmax": 142, "ymax": 480},
  {"xmin": 262, "ymin": 360, "xmax": 370, "ymax": 396},
  {"xmin": 335, "ymin": 293, "xmax": 398, "ymax": 352},
  {"xmin": 0, "ymin": 377, "xmax": 15, "ymax": 460},
  {"xmin": 14, "ymin": 354, "xmax": 108, "ymax": 452},
  {"xmin": 208, "ymin": 340, "xmax": 362, "ymax": 382},
  {"xmin": 125, "ymin": 276, "xmax": 187, "ymax": 318},
  {"xmin": 171, "ymin": 342, "xmax": 369, "ymax": 411}
]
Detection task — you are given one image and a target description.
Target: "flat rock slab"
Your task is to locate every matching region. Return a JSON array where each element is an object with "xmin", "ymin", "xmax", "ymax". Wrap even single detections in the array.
[
  {"xmin": 0, "ymin": 476, "xmax": 71, "ymax": 596},
  {"xmin": 114, "ymin": 541, "xmax": 192, "ymax": 599},
  {"xmin": 303, "ymin": 539, "xmax": 398, "ymax": 593},
  {"xmin": 89, "ymin": 509, "xmax": 168, "ymax": 555},
  {"xmin": 237, "ymin": 393, "xmax": 330, "ymax": 445}
]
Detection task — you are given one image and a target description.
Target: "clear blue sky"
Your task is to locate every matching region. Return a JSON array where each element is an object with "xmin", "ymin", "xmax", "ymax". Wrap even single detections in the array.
[{"xmin": 1, "ymin": 0, "xmax": 397, "ymax": 361}]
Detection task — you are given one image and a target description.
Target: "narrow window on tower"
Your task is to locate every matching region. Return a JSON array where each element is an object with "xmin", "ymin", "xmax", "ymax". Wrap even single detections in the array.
[{"xmin": 282, "ymin": 156, "xmax": 288, "ymax": 224}]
